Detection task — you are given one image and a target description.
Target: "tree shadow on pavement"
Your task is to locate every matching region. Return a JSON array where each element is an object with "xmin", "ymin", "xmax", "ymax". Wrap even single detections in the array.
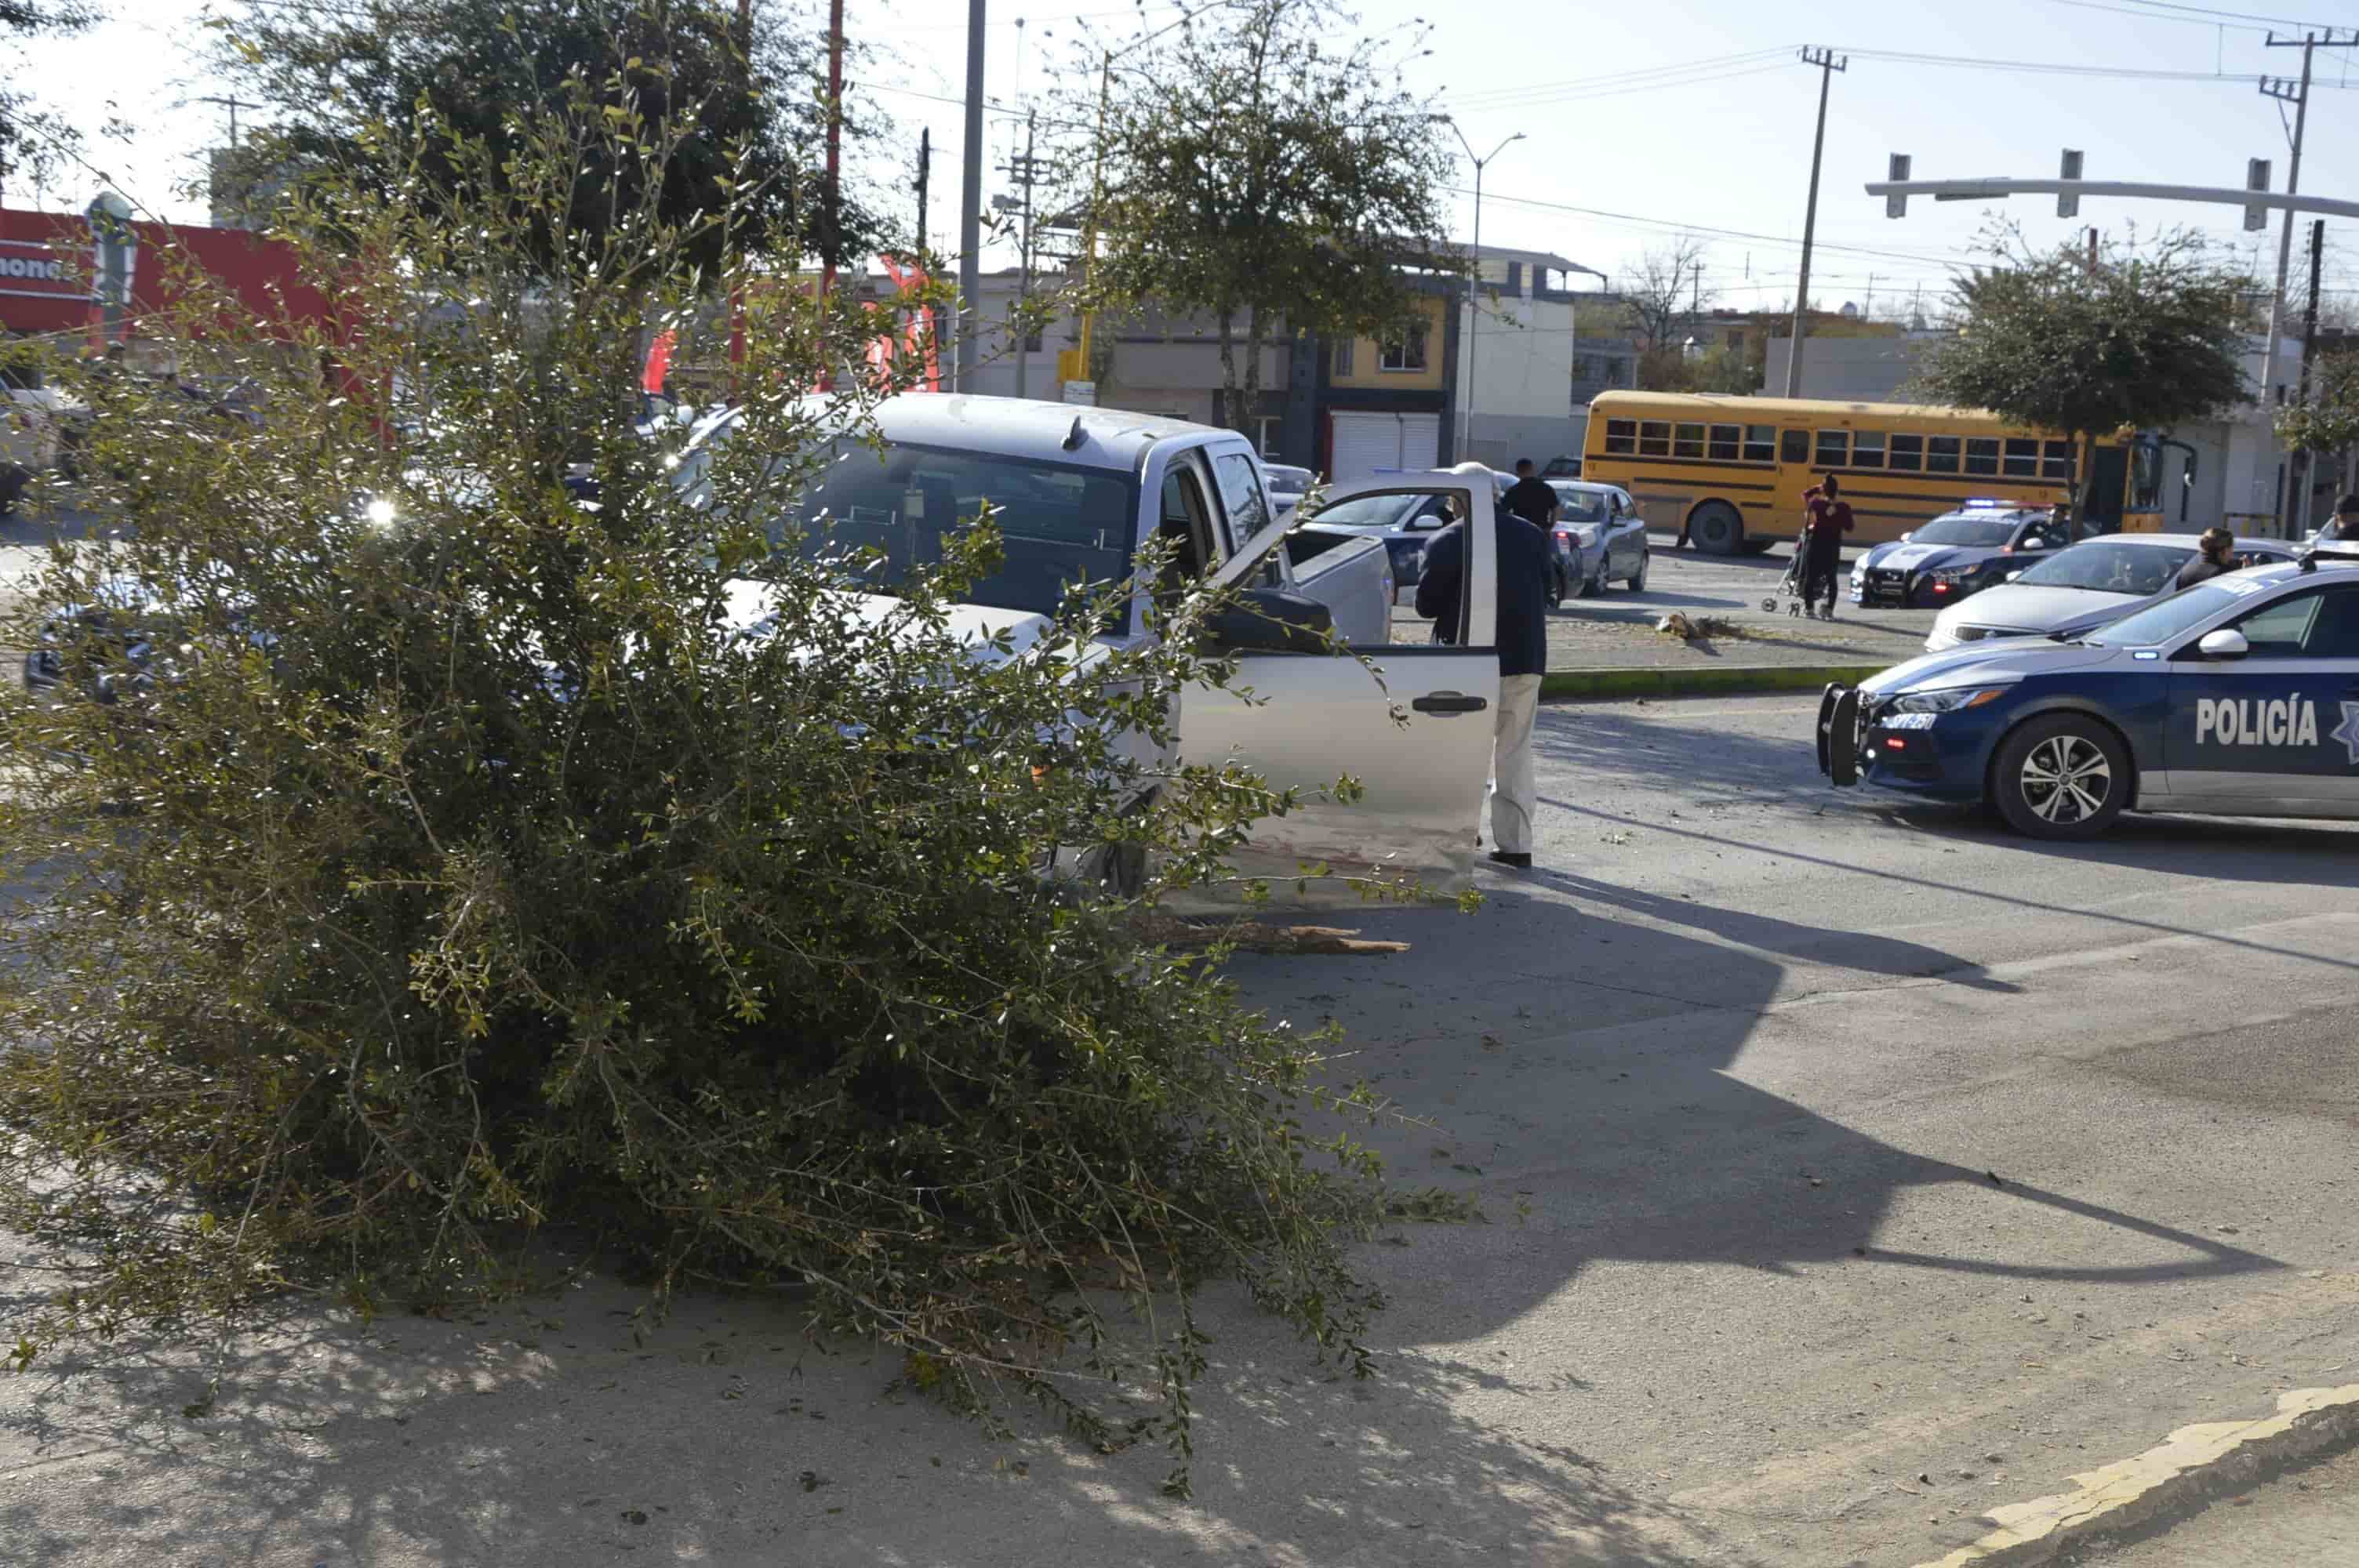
[{"xmin": 0, "ymin": 1251, "xmax": 1756, "ymax": 1568}]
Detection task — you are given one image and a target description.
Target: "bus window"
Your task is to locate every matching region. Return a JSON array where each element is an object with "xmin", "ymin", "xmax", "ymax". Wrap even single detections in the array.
[
  {"xmin": 1780, "ymin": 429, "xmax": 1809, "ymax": 464},
  {"xmin": 1851, "ymin": 431, "xmax": 1886, "ymax": 469},
  {"xmin": 1966, "ymin": 437, "xmax": 2001, "ymax": 477},
  {"xmin": 1639, "ymin": 420, "xmax": 1671, "ymax": 457},
  {"xmin": 1743, "ymin": 424, "xmax": 1776, "ymax": 463},
  {"xmin": 1888, "ymin": 434, "xmax": 1924, "ymax": 471},
  {"xmin": 1604, "ymin": 419, "xmax": 1637, "ymax": 455},
  {"xmin": 1674, "ymin": 422, "xmax": 1706, "ymax": 458},
  {"xmin": 2042, "ymin": 440, "xmax": 2074, "ymax": 481},
  {"xmin": 1816, "ymin": 430, "xmax": 1849, "ymax": 468},
  {"xmin": 1707, "ymin": 423, "xmax": 1741, "ymax": 461},
  {"xmin": 2003, "ymin": 437, "xmax": 2038, "ymax": 478},
  {"xmin": 1928, "ymin": 435, "xmax": 1961, "ymax": 474}
]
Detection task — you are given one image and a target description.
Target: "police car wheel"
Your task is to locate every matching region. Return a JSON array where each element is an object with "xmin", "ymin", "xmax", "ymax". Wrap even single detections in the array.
[{"xmin": 1990, "ymin": 716, "xmax": 2129, "ymax": 840}]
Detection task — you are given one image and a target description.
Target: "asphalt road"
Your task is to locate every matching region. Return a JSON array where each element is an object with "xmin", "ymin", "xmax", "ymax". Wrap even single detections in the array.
[{"xmin": 5, "ymin": 674, "xmax": 2356, "ymax": 1566}]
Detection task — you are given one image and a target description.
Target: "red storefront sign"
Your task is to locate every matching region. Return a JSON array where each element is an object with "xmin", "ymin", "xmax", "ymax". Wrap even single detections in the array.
[{"xmin": 0, "ymin": 207, "xmax": 333, "ymax": 343}]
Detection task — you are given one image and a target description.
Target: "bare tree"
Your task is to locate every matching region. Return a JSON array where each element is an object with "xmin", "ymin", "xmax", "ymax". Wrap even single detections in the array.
[{"xmin": 1619, "ymin": 235, "xmax": 1713, "ymax": 355}]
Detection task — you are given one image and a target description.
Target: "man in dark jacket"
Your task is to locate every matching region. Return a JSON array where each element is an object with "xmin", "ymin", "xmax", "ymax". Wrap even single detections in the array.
[
  {"xmin": 2320, "ymin": 494, "xmax": 2359, "ymax": 544},
  {"xmin": 1416, "ymin": 487, "xmax": 1552, "ymax": 869}
]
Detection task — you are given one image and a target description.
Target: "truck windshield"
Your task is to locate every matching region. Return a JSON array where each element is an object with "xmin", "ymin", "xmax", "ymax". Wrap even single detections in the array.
[
  {"xmin": 682, "ymin": 430, "xmax": 1141, "ymax": 630},
  {"xmin": 2015, "ymin": 540, "xmax": 2191, "ymax": 597}
]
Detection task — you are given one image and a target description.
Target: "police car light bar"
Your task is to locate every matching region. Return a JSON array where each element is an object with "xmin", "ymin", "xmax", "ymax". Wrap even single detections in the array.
[{"xmin": 2298, "ymin": 546, "xmax": 2359, "ymax": 573}]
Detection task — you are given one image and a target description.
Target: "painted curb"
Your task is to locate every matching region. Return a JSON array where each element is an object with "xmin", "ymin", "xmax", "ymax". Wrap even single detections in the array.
[
  {"xmin": 1539, "ymin": 662, "xmax": 1888, "ymax": 702},
  {"xmin": 1910, "ymin": 1382, "xmax": 2359, "ymax": 1568}
]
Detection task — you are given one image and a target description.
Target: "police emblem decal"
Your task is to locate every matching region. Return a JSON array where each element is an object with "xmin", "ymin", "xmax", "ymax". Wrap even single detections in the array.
[{"xmin": 2334, "ymin": 702, "xmax": 2359, "ymax": 768}]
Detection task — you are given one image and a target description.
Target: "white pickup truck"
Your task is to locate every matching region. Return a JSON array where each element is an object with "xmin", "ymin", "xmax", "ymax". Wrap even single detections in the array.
[{"xmin": 696, "ymin": 394, "xmax": 1507, "ymax": 891}]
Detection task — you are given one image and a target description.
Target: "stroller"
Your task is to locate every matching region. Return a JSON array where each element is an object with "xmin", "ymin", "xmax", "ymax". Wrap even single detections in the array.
[{"xmin": 1761, "ymin": 539, "xmax": 1813, "ymax": 617}]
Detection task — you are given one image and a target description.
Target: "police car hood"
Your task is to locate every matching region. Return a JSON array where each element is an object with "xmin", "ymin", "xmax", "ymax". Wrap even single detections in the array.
[
  {"xmin": 1862, "ymin": 637, "xmax": 2120, "ymax": 696},
  {"xmin": 1931, "ymin": 581, "xmax": 2140, "ymax": 633},
  {"xmin": 1865, "ymin": 540, "xmax": 1988, "ymax": 574}
]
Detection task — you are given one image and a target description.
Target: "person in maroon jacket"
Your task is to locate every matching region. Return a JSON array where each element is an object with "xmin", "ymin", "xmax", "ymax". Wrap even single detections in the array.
[{"xmin": 1799, "ymin": 476, "xmax": 1855, "ymax": 621}]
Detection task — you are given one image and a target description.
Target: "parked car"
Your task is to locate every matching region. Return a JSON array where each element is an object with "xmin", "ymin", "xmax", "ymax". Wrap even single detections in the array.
[
  {"xmin": 1849, "ymin": 505, "xmax": 2075, "ymax": 609},
  {"xmin": 1545, "ymin": 480, "xmax": 1648, "ymax": 601},
  {"xmin": 1923, "ymin": 532, "xmax": 2298, "ymax": 652},
  {"xmin": 1261, "ymin": 463, "xmax": 1314, "ymax": 524},
  {"xmin": 1819, "ymin": 550, "xmax": 2359, "ymax": 839},
  {"xmin": 1293, "ymin": 488, "xmax": 1458, "ymax": 601},
  {"xmin": 1539, "ymin": 455, "xmax": 1582, "ymax": 479}
]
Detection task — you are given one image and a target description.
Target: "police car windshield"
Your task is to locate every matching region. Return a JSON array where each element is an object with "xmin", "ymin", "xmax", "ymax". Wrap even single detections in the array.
[
  {"xmin": 2015, "ymin": 539, "xmax": 2191, "ymax": 597},
  {"xmin": 1914, "ymin": 514, "xmax": 2020, "ymax": 548},
  {"xmin": 2081, "ymin": 581, "xmax": 2246, "ymax": 647}
]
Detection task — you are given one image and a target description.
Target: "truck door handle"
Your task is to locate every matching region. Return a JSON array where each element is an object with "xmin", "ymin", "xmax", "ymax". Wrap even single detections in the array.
[{"xmin": 1412, "ymin": 691, "xmax": 1488, "ymax": 715}]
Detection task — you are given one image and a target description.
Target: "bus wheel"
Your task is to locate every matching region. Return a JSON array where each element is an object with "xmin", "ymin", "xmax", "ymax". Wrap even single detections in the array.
[{"xmin": 1687, "ymin": 501, "xmax": 1744, "ymax": 556}]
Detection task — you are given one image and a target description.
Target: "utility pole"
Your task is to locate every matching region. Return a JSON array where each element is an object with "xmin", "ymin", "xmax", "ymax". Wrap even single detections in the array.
[
  {"xmin": 2295, "ymin": 218, "xmax": 2327, "ymax": 536},
  {"xmin": 820, "ymin": 0, "xmax": 845, "ymax": 304},
  {"xmin": 955, "ymin": 0, "xmax": 986, "ymax": 393},
  {"xmin": 915, "ymin": 128, "xmax": 930, "ymax": 256},
  {"xmin": 1783, "ymin": 46, "xmax": 1846, "ymax": 399},
  {"xmin": 198, "ymin": 95, "xmax": 258, "ymax": 145},
  {"xmin": 998, "ymin": 111, "xmax": 1045, "ymax": 398},
  {"xmin": 2258, "ymin": 27, "xmax": 2357, "ymax": 531}
]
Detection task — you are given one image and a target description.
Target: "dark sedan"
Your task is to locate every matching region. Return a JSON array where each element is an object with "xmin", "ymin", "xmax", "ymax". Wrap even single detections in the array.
[{"xmin": 1292, "ymin": 488, "xmax": 1457, "ymax": 600}]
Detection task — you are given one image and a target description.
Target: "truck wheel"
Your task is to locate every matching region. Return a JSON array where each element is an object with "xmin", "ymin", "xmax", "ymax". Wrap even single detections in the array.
[
  {"xmin": 1990, "ymin": 715, "xmax": 2129, "ymax": 840},
  {"xmin": 1686, "ymin": 501, "xmax": 1744, "ymax": 556}
]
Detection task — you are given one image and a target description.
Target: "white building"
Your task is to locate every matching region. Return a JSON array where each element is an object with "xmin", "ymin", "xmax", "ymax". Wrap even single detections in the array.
[{"xmin": 1452, "ymin": 245, "xmax": 1607, "ymax": 470}]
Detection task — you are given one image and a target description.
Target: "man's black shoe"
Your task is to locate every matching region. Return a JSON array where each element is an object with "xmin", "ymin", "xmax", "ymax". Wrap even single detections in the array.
[{"xmin": 1487, "ymin": 851, "xmax": 1532, "ymax": 869}]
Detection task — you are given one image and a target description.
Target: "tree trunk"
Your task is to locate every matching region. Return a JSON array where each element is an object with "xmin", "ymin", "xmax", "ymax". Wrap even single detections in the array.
[
  {"xmin": 2076, "ymin": 430, "xmax": 2096, "ymax": 528},
  {"xmin": 1215, "ymin": 310, "xmax": 1239, "ymax": 433},
  {"xmin": 1241, "ymin": 304, "xmax": 1264, "ymax": 443}
]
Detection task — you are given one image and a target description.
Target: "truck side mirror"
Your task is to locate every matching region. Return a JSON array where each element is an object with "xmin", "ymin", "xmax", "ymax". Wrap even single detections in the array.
[{"xmin": 1201, "ymin": 586, "xmax": 1335, "ymax": 654}]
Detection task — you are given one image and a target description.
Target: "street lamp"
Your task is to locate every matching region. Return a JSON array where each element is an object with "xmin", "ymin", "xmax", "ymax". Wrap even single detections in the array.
[
  {"xmin": 1070, "ymin": 0, "xmax": 1243, "ymax": 395},
  {"xmin": 1440, "ymin": 119, "xmax": 1524, "ymax": 465}
]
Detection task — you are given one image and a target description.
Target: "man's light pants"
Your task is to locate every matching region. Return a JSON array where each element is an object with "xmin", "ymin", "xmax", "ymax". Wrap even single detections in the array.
[{"xmin": 1489, "ymin": 673, "xmax": 1542, "ymax": 856}]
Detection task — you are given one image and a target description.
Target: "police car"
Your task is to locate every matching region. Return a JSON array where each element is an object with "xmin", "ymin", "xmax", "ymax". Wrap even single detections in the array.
[
  {"xmin": 1849, "ymin": 504, "xmax": 2071, "ymax": 609},
  {"xmin": 1817, "ymin": 550, "xmax": 2359, "ymax": 839}
]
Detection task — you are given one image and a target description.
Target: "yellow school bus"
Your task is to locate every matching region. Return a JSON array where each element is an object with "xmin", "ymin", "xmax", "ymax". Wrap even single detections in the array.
[{"xmin": 1579, "ymin": 391, "xmax": 2139, "ymax": 554}]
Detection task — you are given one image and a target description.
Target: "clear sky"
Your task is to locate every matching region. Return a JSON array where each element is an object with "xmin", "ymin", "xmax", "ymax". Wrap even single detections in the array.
[{"xmin": 16, "ymin": 0, "xmax": 2357, "ymax": 318}]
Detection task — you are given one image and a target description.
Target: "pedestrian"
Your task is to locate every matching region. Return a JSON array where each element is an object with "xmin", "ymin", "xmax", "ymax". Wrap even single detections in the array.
[
  {"xmin": 1416, "ymin": 479, "xmax": 1551, "ymax": 869},
  {"xmin": 1798, "ymin": 474, "xmax": 1854, "ymax": 620},
  {"xmin": 1499, "ymin": 457, "xmax": 1559, "ymax": 529},
  {"xmin": 2049, "ymin": 500, "xmax": 2077, "ymax": 543},
  {"xmin": 2172, "ymin": 527, "xmax": 2241, "ymax": 590},
  {"xmin": 2318, "ymin": 493, "xmax": 2359, "ymax": 544}
]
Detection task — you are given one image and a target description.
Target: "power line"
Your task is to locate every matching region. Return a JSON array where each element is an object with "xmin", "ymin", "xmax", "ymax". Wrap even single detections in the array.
[
  {"xmin": 1441, "ymin": 46, "xmax": 1798, "ymax": 111},
  {"xmin": 1456, "ymin": 186, "xmax": 1979, "ymax": 272}
]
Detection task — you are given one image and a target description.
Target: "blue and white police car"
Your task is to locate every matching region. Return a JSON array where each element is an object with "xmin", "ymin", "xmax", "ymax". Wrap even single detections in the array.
[
  {"xmin": 1818, "ymin": 550, "xmax": 2359, "ymax": 839},
  {"xmin": 1849, "ymin": 504, "xmax": 2073, "ymax": 610}
]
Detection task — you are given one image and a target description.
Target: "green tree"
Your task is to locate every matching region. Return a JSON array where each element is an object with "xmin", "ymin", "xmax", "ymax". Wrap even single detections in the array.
[
  {"xmin": 2277, "ymin": 348, "xmax": 2359, "ymax": 506},
  {"xmin": 1914, "ymin": 227, "xmax": 2253, "ymax": 521},
  {"xmin": 1081, "ymin": 0, "xmax": 1456, "ymax": 431},
  {"xmin": 220, "ymin": 0, "xmax": 889, "ymax": 276},
  {"xmin": 1, "ymin": 7, "xmax": 1408, "ymax": 1494}
]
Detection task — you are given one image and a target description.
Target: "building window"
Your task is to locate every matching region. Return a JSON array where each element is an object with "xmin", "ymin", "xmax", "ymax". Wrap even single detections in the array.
[
  {"xmin": 1743, "ymin": 423, "xmax": 1776, "ymax": 463},
  {"xmin": 1638, "ymin": 419, "xmax": 1671, "ymax": 457},
  {"xmin": 2002, "ymin": 437, "xmax": 2039, "ymax": 478},
  {"xmin": 1707, "ymin": 423, "xmax": 1742, "ymax": 461},
  {"xmin": 1255, "ymin": 416, "xmax": 1281, "ymax": 459},
  {"xmin": 1604, "ymin": 418, "xmax": 1637, "ymax": 455},
  {"xmin": 1379, "ymin": 325, "xmax": 1428, "ymax": 372},
  {"xmin": 1888, "ymin": 433, "xmax": 1925, "ymax": 471},
  {"xmin": 1927, "ymin": 434, "xmax": 1961, "ymax": 474},
  {"xmin": 2041, "ymin": 440, "xmax": 2075, "ymax": 481},
  {"xmin": 1573, "ymin": 354, "xmax": 1594, "ymax": 380},
  {"xmin": 1332, "ymin": 339, "xmax": 1356, "ymax": 376},
  {"xmin": 1816, "ymin": 429, "xmax": 1850, "ymax": 468},
  {"xmin": 1674, "ymin": 422, "xmax": 1706, "ymax": 459},
  {"xmin": 1965, "ymin": 436, "xmax": 2001, "ymax": 477},
  {"xmin": 1851, "ymin": 430, "xmax": 1886, "ymax": 469}
]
